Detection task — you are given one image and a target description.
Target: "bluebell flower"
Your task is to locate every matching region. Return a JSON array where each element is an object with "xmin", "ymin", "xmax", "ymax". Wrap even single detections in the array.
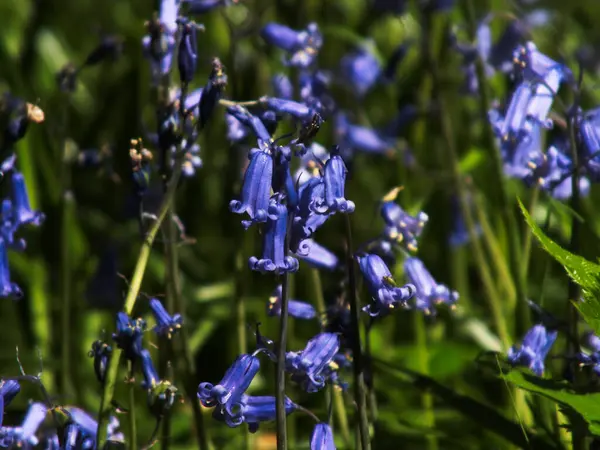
[
  {"xmin": 311, "ymin": 423, "xmax": 336, "ymax": 450},
  {"xmin": 249, "ymin": 196, "xmax": 299, "ymax": 274},
  {"xmin": 142, "ymin": 0, "xmax": 180, "ymax": 79},
  {"xmin": 149, "ymin": 298, "xmax": 183, "ymax": 338},
  {"xmin": 88, "ymin": 340, "xmax": 112, "ymax": 383},
  {"xmin": 8, "ymin": 402, "xmax": 46, "ymax": 447},
  {"xmin": 226, "ymin": 105, "xmax": 273, "ymax": 149},
  {"xmin": 65, "ymin": 406, "xmax": 124, "ymax": 445},
  {"xmin": 340, "ymin": 48, "xmax": 381, "ymax": 97},
  {"xmin": 272, "ymin": 74, "xmax": 293, "ymax": 99},
  {"xmin": 507, "ymin": 324, "xmax": 557, "ymax": 376},
  {"xmin": 576, "ymin": 106, "xmax": 600, "ymax": 181},
  {"xmin": 112, "ymin": 312, "xmax": 146, "ymax": 361},
  {"xmin": 512, "ymin": 42, "xmax": 571, "ymax": 88},
  {"xmin": 11, "ymin": 171, "xmax": 44, "ymax": 227},
  {"xmin": 64, "ymin": 424, "xmax": 82, "ymax": 450},
  {"xmin": 583, "ymin": 331, "xmax": 600, "ymax": 353},
  {"xmin": 380, "ymin": 199, "xmax": 428, "ymax": 253},
  {"xmin": 502, "ymin": 121, "xmax": 543, "ymax": 180},
  {"xmin": 0, "ymin": 380, "xmax": 20, "ymax": 407},
  {"xmin": 287, "ymin": 332, "xmax": 340, "ymax": 392},
  {"xmin": 198, "ymin": 354, "xmax": 261, "ymax": 415},
  {"xmin": 1, "ymin": 200, "xmax": 26, "ymax": 251},
  {"xmin": 261, "ymin": 96, "xmax": 314, "ymax": 122},
  {"xmin": 177, "ymin": 19, "xmax": 200, "ymax": 84},
  {"xmin": 335, "ymin": 113, "xmax": 395, "ymax": 157},
  {"xmin": 185, "ymin": 0, "xmax": 238, "ymax": 14},
  {"xmin": 404, "ymin": 258, "xmax": 458, "ymax": 314},
  {"xmin": 213, "ymin": 394, "xmax": 297, "ymax": 433},
  {"xmin": 199, "ymin": 58, "xmax": 227, "ymax": 129},
  {"xmin": 296, "ymin": 239, "xmax": 339, "ymax": 271},
  {"xmin": 312, "ymin": 148, "xmax": 355, "ymax": 214},
  {"xmin": 299, "ymin": 70, "xmax": 334, "ymax": 115},
  {"xmin": 140, "ymin": 348, "xmax": 160, "ymax": 390},
  {"xmin": 0, "ymin": 238, "xmax": 22, "ymax": 299},
  {"xmin": 294, "ymin": 142, "xmax": 329, "ymax": 186},
  {"xmin": 229, "ymin": 148, "xmax": 273, "ymax": 229},
  {"xmin": 358, "ymin": 253, "xmax": 416, "ymax": 317},
  {"xmin": 261, "ymin": 22, "xmax": 322, "ymax": 68},
  {"xmin": 490, "ymin": 21, "xmax": 527, "ymax": 72},
  {"xmin": 267, "ymin": 284, "xmax": 317, "ymax": 320},
  {"xmin": 290, "ymin": 178, "xmax": 332, "ymax": 254}
]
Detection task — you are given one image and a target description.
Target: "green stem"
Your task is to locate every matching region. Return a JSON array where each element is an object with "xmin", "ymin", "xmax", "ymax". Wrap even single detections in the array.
[
  {"xmin": 128, "ymin": 361, "xmax": 137, "ymax": 450},
  {"xmin": 96, "ymin": 161, "xmax": 184, "ymax": 448},
  {"xmin": 415, "ymin": 313, "xmax": 437, "ymax": 450},
  {"xmin": 276, "ymin": 269, "xmax": 290, "ymax": 450},
  {"xmin": 464, "ymin": 0, "xmax": 529, "ymax": 336},
  {"xmin": 344, "ymin": 215, "xmax": 371, "ymax": 450},
  {"xmin": 60, "ymin": 190, "xmax": 73, "ymax": 398},
  {"xmin": 521, "ymin": 188, "xmax": 540, "ymax": 282},
  {"xmin": 311, "ymin": 268, "xmax": 351, "ymax": 447}
]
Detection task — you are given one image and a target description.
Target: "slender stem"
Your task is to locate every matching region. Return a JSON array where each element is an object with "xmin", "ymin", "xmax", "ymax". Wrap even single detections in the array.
[
  {"xmin": 96, "ymin": 162, "xmax": 184, "ymax": 448},
  {"xmin": 464, "ymin": 0, "xmax": 529, "ymax": 336},
  {"xmin": 521, "ymin": 188, "xmax": 540, "ymax": 282},
  {"xmin": 128, "ymin": 361, "xmax": 137, "ymax": 450},
  {"xmin": 344, "ymin": 215, "xmax": 371, "ymax": 450},
  {"xmin": 311, "ymin": 268, "xmax": 351, "ymax": 447},
  {"xmin": 415, "ymin": 313, "xmax": 437, "ymax": 450},
  {"xmin": 276, "ymin": 270, "xmax": 290, "ymax": 450},
  {"xmin": 567, "ymin": 108, "xmax": 586, "ymax": 450},
  {"xmin": 60, "ymin": 190, "xmax": 73, "ymax": 397}
]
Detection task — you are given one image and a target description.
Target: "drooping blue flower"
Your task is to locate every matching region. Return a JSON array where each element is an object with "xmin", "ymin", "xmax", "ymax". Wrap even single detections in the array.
[
  {"xmin": 261, "ymin": 96, "xmax": 313, "ymax": 122},
  {"xmin": 249, "ymin": 196, "xmax": 299, "ymax": 274},
  {"xmin": 64, "ymin": 424, "xmax": 82, "ymax": 450},
  {"xmin": 261, "ymin": 22, "xmax": 323, "ymax": 68},
  {"xmin": 584, "ymin": 331, "xmax": 600, "ymax": 353},
  {"xmin": 287, "ymin": 332, "xmax": 340, "ymax": 392},
  {"xmin": 312, "ymin": 148, "xmax": 355, "ymax": 215},
  {"xmin": 212, "ymin": 394, "xmax": 297, "ymax": 433},
  {"xmin": 1, "ymin": 200, "xmax": 25, "ymax": 251},
  {"xmin": 0, "ymin": 238, "xmax": 22, "ymax": 299},
  {"xmin": 112, "ymin": 312, "xmax": 146, "ymax": 361},
  {"xmin": 10, "ymin": 402, "xmax": 46, "ymax": 447},
  {"xmin": 404, "ymin": 258, "xmax": 458, "ymax": 314},
  {"xmin": 0, "ymin": 380, "xmax": 20, "ymax": 408},
  {"xmin": 229, "ymin": 148, "xmax": 273, "ymax": 229},
  {"xmin": 335, "ymin": 113, "xmax": 395, "ymax": 156},
  {"xmin": 177, "ymin": 18, "xmax": 200, "ymax": 84},
  {"xmin": 267, "ymin": 284, "xmax": 317, "ymax": 320},
  {"xmin": 226, "ymin": 105, "xmax": 273, "ymax": 149},
  {"xmin": 65, "ymin": 406, "xmax": 124, "ymax": 446},
  {"xmin": 199, "ymin": 58, "xmax": 227, "ymax": 129},
  {"xmin": 299, "ymin": 70, "xmax": 334, "ymax": 116},
  {"xmin": 290, "ymin": 178, "xmax": 332, "ymax": 254},
  {"xmin": 507, "ymin": 324, "xmax": 557, "ymax": 376},
  {"xmin": 576, "ymin": 106, "xmax": 600, "ymax": 181},
  {"xmin": 272, "ymin": 74, "xmax": 294, "ymax": 99},
  {"xmin": 142, "ymin": 0, "xmax": 180, "ymax": 79},
  {"xmin": 380, "ymin": 200, "xmax": 428, "ymax": 253},
  {"xmin": 358, "ymin": 253, "xmax": 416, "ymax": 317},
  {"xmin": 198, "ymin": 354, "xmax": 260, "ymax": 415},
  {"xmin": 296, "ymin": 239, "xmax": 339, "ymax": 271},
  {"xmin": 340, "ymin": 48, "xmax": 381, "ymax": 97},
  {"xmin": 88, "ymin": 340, "xmax": 112, "ymax": 383},
  {"xmin": 149, "ymin": 298, "xmax": 183, "ymax": 339},
  {"xmin": 11, "ymin": 171, "xmax": 44, "ymax": 227},
  {"xmin": 311, "ymin": 423, "xmax": 336, "ymax": 450},
  {"xmin": 512, "ymin": 41, "xmax": 571, "ymax": 88},
  {"xmin": 185, "ymin": 0, "xmax": 237, "ymax": 14},
  {"xmin": 490, "ymin": 20, "xmax": 528, "ymax": 72},
  {"xmin": 140, "ymin": 348, "xmax": 160, "ymax": 390}
]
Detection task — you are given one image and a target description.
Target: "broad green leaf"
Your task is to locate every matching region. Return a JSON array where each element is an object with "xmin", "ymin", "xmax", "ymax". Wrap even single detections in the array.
[{"xmin": 518, "ymin": 199, "xmax": 600, "ymax": 335}]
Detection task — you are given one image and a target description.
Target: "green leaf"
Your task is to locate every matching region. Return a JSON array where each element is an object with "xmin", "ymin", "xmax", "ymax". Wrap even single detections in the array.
[
  {"xmin": 518, "ymin": 199, "xmax": 600, "ymax": 335},
  {"xmin": 458, "ymin": 147, "xmax": 486, "ymax": 174}
]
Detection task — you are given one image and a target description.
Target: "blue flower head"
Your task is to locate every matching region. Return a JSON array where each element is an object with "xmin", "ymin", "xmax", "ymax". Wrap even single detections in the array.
[
  {"xmin": 290, "ymin": 176, "xmax": 331, "ymax": 252},
  {"xmin": 198, "ymin": 354, "xmax": 260, "ymax": 415},
  {"xmin": 11, "ymin": 171, "xmax": 45, "ymax": 227},
  {"xmin": 512, "ymin": 42, "xmax": 571, "ymax": 88},
  {"xmin": 490, "ymin": 20, "xmax": 527, "ymax": 72},
  {"xmin": 336, "ymin": 113, "xmax": 395, "ymax": 157},
  {"xmin": 404, "ymin": 257, "xmax": 458, "ymax": 314},
  {"xmin": 18, "ymin": 402, "xmax": 47, "ymax": 447},
  {"xmin": 88, "ymin": 340, "xmax": 112, "ymax": 383},
  {"xmin": 272, "ymin": 74, "xmax": 293, "ymax": 99},
  {"xmin": 296, "ymin": 239, "xmax": 339, "ymax": 271},
  {"xmin": 261, "ymin": 96, "xmax": 313, "ymax": 122},
  {"xmin": 261, "ymin": 22, "xmax": 322, "ymax": 68},
  {"xmin": 0, "ymin": 238, "xmax": 22, "ymax": 299},
  {"xmin": 226, "ymin": 105, "xmax": 272, "ymax": 149},
  {"xmin": 267, "ymin": 284, "xmax": 317, "ymax": 320},
  {"xmin": 287, "ymin": 332, "xmax": 340, "ymax": 392},
  {"xmin": 312, "ymin": 148, "xmax": 355, "ymax": 214},
  {"xmin": 112, "ymin": 312, "xmax": 146, "ymax": 361},
  {"xmin": 358, "ymin": 253, "xmax": 416, "ymax": 317},
  {"xmin": 177, "ymin": 19, "xmax": 200, "ymax": 84},
  {"xmin": 311, "ymin": 423, "xmax": 336, "ymax": 450},
  {"xmin": 0, "ymin": 380, "xmax": 20, "ymax": 408},
  {"xmin": 0, "ymin": 200, "xmax": 25, "ymax": 251},
  {"xmin": 186, "ymin": 0, "xmax": 239, "ymax": 14},
  {"xmin": 149, "ymin": 298, "xmax": 183, "ymax": 339},
  {"xmin": 212, "ymin": 395, "xmax": 297, "ymax": 433},
  {"xmin": 65, "ymin": 406, "xmax": 124, "ymax": 445},
  {"xmin": 230, "ymin": 148, "xmax": 273, "ymax": 229},
  {"xmin": 142, "ymin": 0, "xmax": 180, "ymax": 79},
  {"xmin": 140, "ymin": 349, "xmax": 160, "ymax": 390},
  {"xmin": 380, "ymin": 198, "xmax": 428, "ymax": 252},
  {"xmin": 340, "ymin": 47, "xmax": 381, "ymax": 97},
  {"xmin": 584, "ymin": 331, "xmax": 600, "ymax": 353},
  {"xmin": 507, "ymin": 324, "xmax": 557, "ymax": 376},
  {"xmin": 249, "ymin": 196, "xmax": 299, "ymax": 274},
  {"xmin": 199, "ymin": 58, "xmax": 227, "ymax": 129}
]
